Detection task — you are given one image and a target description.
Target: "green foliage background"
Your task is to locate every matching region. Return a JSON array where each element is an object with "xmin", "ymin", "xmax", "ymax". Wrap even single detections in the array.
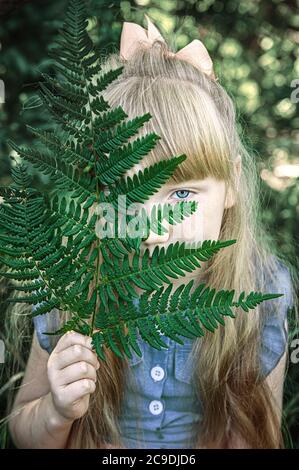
[{"xmin": 0, "ymin": 0, "xmax": 298, "ymax": 448}]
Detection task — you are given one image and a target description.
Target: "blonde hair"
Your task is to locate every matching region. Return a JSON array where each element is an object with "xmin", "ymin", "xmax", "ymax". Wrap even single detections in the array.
[{"xmin": 3, "ymin": 32, "xmax": 299, "ymax": 449}]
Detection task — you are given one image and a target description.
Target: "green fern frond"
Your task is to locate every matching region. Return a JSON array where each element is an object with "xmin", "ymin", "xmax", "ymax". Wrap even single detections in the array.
[
  {"xmin": 7, "ymin": 140, "xmax": 96, "ymax": 204},
  {"xmin": 97, "ymin": 133, "xmax": 161, "ymax": 185},
  {"xmin": 233, "ymin": 290, "xmax": 283, "ymax": 311},
  {"xmin": 90, "ymin": 281, "xmax": 283, "ymax": 360},
  {"xmin": 135, "ymin": 200, "xmax": 199, "ymax": 237},
  {"xmin": 25, "ymin": 125, "xmax": 94, "ymax": 168},
  {"xmin": 97, "ymin": 239, "xmax": 237, "ymax": 305},
  {"xmin": 0, "ymin": 0, "xmax": 285, "ymax": 363},
  {"xmin": 106, "ymin": 155, "xmax": 188, "ymax": 209}
]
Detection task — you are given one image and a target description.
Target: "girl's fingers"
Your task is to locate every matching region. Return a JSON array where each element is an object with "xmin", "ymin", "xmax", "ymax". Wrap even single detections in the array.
[
  {"xmin": 55, "ymin": 330, "xmax": 93, "ymax": 354},
  {"xmin": 60, "ymin": 379, "xmax": 97, "ymax": 405},
  {"xmin": 55, "ymin": 344, "xmax": 100, "ymax": 370},
  {"xmin": 58, "ymin": 361, "xmax": 98, "ymax": 386}
]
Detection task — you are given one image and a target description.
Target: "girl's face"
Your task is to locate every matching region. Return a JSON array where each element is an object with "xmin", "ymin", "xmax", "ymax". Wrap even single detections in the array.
[
  {"xmin": 140, "ymin": 176, "xmax": 228, "ymax": 254},
  {"xmin": 124, "ymin": 164, "xmax": 239, "ymax": 292}
]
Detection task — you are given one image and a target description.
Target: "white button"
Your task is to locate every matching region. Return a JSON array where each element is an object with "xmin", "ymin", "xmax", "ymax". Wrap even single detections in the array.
[
  {"xmin": 151, "ymin": 365, "xmax": 165, "ymax": 382},
  {"xmin": 149, "ymin": 400, "xmax": 163, "ymax": 415}
]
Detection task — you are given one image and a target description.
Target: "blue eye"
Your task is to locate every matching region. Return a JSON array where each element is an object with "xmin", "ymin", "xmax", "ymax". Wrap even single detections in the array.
[{"xmin": 171, "ymin": 189, "xmax": 195, "ymax": 200}]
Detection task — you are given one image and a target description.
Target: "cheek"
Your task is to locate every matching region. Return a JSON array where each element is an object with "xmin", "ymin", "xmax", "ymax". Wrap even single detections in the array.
[
  {"xmin": 202, "ymin": 199, "xmax": 225, "ymax": 241},
  {"xmin": 170, "ymin": 201, "xmax": 204, "ymax": 243},
  {"xmin": 168, "ymin": 195, "xmax": 225, "ymax": 243},
  {"xmin": 171, "ymin": 214, "xmax": 202, "ymax": 242},
  {"xmin": 177, "ymin": 197, "xmax": 224, "ymax": 243}
]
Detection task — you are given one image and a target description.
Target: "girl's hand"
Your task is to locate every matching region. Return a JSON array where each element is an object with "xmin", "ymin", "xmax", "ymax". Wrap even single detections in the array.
[{"xmin": 47, "ymin": 330, "xmax": 100, "ymax": 422}]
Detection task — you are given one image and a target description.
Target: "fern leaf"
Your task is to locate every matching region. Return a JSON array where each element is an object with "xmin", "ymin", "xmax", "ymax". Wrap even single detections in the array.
[{"xmin": 0, "ymin": 0, "xmax": 285, "ymax": 362}]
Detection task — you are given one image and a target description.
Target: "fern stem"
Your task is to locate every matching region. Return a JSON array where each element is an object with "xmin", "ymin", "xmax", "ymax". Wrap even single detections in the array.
[{"xmin": 81, "ymin": 55, "xmax": 101, "ymax": 337}]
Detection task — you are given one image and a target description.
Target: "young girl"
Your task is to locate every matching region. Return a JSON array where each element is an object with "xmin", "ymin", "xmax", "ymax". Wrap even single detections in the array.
[{"xmin": 6, "ymin": 15, "xmax": 299, "ymax": 449}]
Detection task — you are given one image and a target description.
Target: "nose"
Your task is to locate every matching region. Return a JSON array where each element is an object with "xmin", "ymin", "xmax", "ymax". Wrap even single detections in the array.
[
  {"xmin": 143, "ymin": 226, "xmax": 169, "ymax": 245},
  {"xmin": 142, "ymin": 230, "xmax": 169, "ymax": 257},
  {"xmin": 141, "ymin": 207, "xmax": 170, "ymax": 256}
]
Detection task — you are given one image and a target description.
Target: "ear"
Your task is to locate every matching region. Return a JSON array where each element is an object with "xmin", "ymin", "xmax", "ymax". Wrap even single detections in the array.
[{"xmin": 224, "ymin": 154, "xmax": 242, "ymax": 209}]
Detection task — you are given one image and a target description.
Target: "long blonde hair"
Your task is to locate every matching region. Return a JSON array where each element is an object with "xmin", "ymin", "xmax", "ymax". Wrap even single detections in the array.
[{"xmin": 4, "ymin": 32, "xmax": 299, "ymax": 449}]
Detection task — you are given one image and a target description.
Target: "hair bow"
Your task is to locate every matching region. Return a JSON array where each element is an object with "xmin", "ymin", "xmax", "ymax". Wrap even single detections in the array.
[{"xmin": 120, "ymin": 14, "xmax": 216, "ymax": 81}]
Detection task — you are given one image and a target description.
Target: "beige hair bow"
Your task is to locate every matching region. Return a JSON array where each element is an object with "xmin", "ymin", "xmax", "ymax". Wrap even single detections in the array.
[{"xmin": 120, "ymin": 14, "xmax": 216, "ymax": 81}]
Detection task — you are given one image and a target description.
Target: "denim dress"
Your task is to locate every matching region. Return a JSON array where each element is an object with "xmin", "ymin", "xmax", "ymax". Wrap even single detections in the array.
[{"xmin": 32, "ymin": 260, "xmax": 293, "ymax": 449}]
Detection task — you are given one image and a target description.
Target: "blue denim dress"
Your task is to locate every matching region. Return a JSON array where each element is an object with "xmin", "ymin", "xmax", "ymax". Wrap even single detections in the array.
[{"xmin": 32, "ymin": 260, "xmax": 293, "ymax": 449}]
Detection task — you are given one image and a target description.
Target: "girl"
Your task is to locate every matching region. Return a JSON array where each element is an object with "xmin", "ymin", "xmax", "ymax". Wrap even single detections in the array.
[{"xmin": 5, "ymin": 15, "xmax": 299, "ymax": 449}]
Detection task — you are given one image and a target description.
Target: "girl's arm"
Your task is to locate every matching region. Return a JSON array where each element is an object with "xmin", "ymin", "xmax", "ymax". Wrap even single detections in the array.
[{"xmin": 9, "ymin": 391, "xmax": 75, "ymax": 449}]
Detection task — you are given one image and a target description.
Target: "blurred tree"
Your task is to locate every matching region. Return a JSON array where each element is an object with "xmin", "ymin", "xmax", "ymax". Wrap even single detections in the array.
[
  {"xmin": 0, "ymin": 0, "xmax": 122, "ymax": 189},
  {"xmin": 0, "ymin": 0, "xmax": 31, "ymax": 16}
]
